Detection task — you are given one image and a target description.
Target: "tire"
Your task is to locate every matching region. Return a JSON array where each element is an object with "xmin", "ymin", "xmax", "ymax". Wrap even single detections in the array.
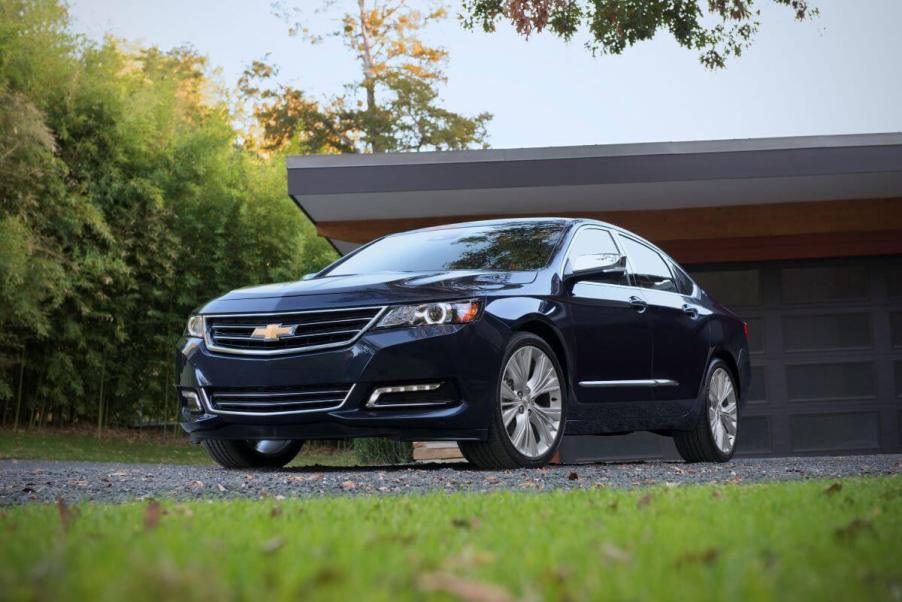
[
  {"xmin": 460, "ymin": 332, "xmax": 567, "ymax": 469},
  {"xmin": 202, "ymin": 439, "xmax": 304, "ymax": 469},
  {"xmin": 674, "ymin": 359, "xmax": 739, "ymax": 463}
]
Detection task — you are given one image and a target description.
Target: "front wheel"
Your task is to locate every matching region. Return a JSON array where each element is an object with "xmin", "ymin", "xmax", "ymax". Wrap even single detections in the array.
[
  {"xmin": 460, "ymin": 333, "xmax": 566, "ymax": 469},
  {"xmin": 674, "ymin": 359, "xmax": 739, "ymax": 463},
  {"xmin": 202, "ymin": 439, "xmax": 304, "ymax": 469}
]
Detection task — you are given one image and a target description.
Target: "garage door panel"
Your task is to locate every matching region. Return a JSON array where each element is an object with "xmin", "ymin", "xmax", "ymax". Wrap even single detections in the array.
[
  {"xmin": 781, "ymin": 265, "xmax": 870, "ymax": 304},
  {"xmin": 786, "ymin": 362, "xmax": 877, "ymax": 402},
  {"xmin": 891, "ymin": 312, "xmax": 902, "ymax": 348},
  {"xmin": 737, "ymin": 416, "xmax": 771, "ymax": 454},
  {"xmin": 789, "ymin": 412, "xmax": 881, "ymax": 452},
  {"xmin": 782, "ymin": 313, "xmax": 873, "ymax": 351},
  {"xmin": 693, "ymin": 269, "xmax": 762, "ymax": 308},
  {"xmin": 747, "ymin": 366, "xmax": 768, "ymax": 403}
]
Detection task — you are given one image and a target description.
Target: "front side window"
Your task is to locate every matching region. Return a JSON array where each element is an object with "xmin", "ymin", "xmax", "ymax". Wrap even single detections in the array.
[
  {"xmin": 323, "ymin": 222, "xmax": 567, "ymax": 275},
  {"xmin": 619, "ymin": 236, "xmax": 677, "ymax": 293}
]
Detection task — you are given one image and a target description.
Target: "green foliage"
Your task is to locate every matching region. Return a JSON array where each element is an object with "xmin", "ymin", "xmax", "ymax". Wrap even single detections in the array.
[
  {"xmin": 1, "ymin": 477, "xmax": 900, "ymax": 600},
  {"xmin": 352, "ymin": 437, "xmax": 414, "ymax": 465},
  {"xmin": 261, "ymin": 0, "xmax": 492, "ymax": 153},
  {"xmin": 460, "ymin": 0, "xmax": 818, "ymax": 68},
  {"xmin": 0, "ymin": 0, "xmax": 337, "ymax": 427}
]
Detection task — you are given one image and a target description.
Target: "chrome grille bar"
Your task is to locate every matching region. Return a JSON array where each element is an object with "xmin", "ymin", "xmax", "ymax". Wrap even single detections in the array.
[
  {"xmin": 203, "ymin": 306, "xmax": 385, "ymax": 356},
  {"xmin": 202, "ymin": 384, "xmax": 355, "ymax": 416}
]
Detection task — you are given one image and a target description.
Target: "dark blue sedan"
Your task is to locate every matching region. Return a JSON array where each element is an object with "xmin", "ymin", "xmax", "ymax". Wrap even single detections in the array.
[{"xmin": 176, "ymin": 218, "xmax": 750, "ymax": 469}]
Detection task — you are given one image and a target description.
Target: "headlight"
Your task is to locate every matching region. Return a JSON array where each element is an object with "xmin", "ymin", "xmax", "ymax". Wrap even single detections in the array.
[
  {"xmin": 377, "ymin": 299, "xmax": 481, "ymax": 329},
  {"xmin": 185, "ymin": 315, "xmax": 206, "ymax": 338}
]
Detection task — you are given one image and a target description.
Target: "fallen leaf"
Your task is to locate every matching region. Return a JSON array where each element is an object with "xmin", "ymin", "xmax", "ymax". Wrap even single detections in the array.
[
  {"xmin": 636, "ymin": 494, "xmax": 653, "ymax": 509},
  {"xmin": 144, "ymin": 500, "xmax": 162, "ymax": 530},
  {"xmin": 451, "ymin": 517, "xmax": 482, "ymax": 530},
  {"xmin": 418, "ymin": 572, "xmax": 512, "ymax": 602},
  {"xmin": 568, "ymin": 471, "xmax": 579, "ymax": 481},
  {"xmin": 824, "ymin": 482, "xmax": 843, "ymax": 495},
  {"xmin": 341, "ymin": 480, "xmax": 356, "ymax": 490},
  {"xmin": 171, "ymin": 504, "xmax": 194, "ymax": 518},
  {"xmin": 712, "ymin": 489, "xmax": 722, "ymax": 498},
  {"xmin": 600, "ymin": 543, "xmax": 631, "ymax": 564},
  {"xmin": 189, "ymin": 480, "xmax": 204, "ymax": 489},
  {"xmin": 217, "ymin": 484, "xmax": 226, "ymax": 493},
  {"xmin": 677, "ymin": 547, "xmax": 720, "ymax": 566},
  {"xmin": 443, "ymin": 545, "xmax": 495, "ymax": 570},
  {"xmin": 56, "ymin": 497, "xmax": 79, "ymax": 532},
  {"xmin": 270, "ymin": 506, "xmax": 283, "ymax": 518},
  {"xmin": 834, "ymin": 518, "xmax": 872, "ymax": 542},
  {"xmin": 261, "ymin": 536, "xmax": 285, "ymax": 554},
  {"xmin": 274, "ymin": 494, "xmax": 286, "ymax": 501}
]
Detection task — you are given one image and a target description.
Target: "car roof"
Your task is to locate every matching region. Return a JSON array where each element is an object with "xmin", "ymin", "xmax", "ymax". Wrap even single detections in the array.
[{"xmin": 397, "ymin": 217, "xmax": 607, "ymax": 235}]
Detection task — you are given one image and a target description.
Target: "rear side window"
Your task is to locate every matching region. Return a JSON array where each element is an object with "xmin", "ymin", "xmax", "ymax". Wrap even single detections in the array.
[
  {"xmin": 672, "ymin": 264, "xmax": 695, "ymax": 296},
  {"xmin": 619, "ymin": 236, "xmax": 677, "ymax": 293}
]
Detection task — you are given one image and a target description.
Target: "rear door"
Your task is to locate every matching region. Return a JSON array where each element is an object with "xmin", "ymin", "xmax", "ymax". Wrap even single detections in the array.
[
  {"xmin": 562, "ymin": 227, "xmax": 654, "ymax": 403},
  {"xmin": 616, "ymin": 235, "xmax": 710, "ymax": 404}
]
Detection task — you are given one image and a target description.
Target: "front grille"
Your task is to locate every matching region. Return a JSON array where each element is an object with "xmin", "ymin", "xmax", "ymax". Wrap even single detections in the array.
[
  {"xmin": 205, "ymin": 306, "xmax": 384, "ymax": 355},
  {"xmin": 205, "ymin": 384, "xmax": 354, "ymax": 415}
]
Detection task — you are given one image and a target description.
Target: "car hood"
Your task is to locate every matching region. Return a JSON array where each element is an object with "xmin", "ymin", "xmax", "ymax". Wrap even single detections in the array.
[{"xmin": 200, "ymin": 270, "xmax": 539, "ymax": 313}]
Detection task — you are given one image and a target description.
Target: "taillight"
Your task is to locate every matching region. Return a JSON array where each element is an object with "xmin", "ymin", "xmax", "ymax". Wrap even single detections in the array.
[{"xmin": 743, "ymin": 321, "xmax": 750, "ymax": 339}]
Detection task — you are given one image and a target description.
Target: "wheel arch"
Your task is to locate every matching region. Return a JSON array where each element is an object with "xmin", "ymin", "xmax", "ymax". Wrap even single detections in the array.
[{"xmin": 512, "ymin": 317, "xmax": 571, "ymax": 392}]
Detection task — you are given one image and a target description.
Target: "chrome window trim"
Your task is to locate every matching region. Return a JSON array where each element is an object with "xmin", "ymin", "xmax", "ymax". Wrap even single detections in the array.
[
  {"xmin": 202, "ymin": 305, "xmax": 387, "ymax": 356},
  {"xmin": 199, "ymin": 384, "xmax": 356, "ymax": 416},
  {"xmin": 614, "ymin": 233, "xmax": 698, "ymax": 300},
  {"xmin": 579, "ymin": 379, "xmax": 679, "ymax": 388}
]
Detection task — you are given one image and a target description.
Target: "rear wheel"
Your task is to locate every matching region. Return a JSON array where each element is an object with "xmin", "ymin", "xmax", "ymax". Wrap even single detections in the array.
[
  {"xmin": 202, "ymin": 439, "xmax": 304, "ymax": 469},
  {"xmin": 460, "ymin": 333, "xmax": 566, "ymax": 469},
  {"xmin": 674, "ymin": 359, "xmax": 738, "ymax": 463}
]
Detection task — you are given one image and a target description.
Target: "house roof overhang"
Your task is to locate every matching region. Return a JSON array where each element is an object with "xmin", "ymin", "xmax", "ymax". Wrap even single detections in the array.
[{"xmin": 287, "ymin": 133, "xmax": 902, "ymax": 264}]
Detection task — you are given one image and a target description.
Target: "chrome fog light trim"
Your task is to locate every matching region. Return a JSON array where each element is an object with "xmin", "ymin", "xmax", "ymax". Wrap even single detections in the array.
[
  {"xmin": 366, "ymin": 383, "xmax": 444, "ymax": 408},
  {"xmin": 181, "ymin": 390, "xmax": 203, "ymax": 413}
]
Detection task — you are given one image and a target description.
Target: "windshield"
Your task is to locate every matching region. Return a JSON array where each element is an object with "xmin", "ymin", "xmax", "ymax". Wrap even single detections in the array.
[{"xmin": 323, "ymin": 222, "xmax": 567, "ymax": 276}]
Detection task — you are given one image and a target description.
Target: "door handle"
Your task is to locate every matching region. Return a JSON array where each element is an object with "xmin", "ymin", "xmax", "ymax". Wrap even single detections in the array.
[
  {"xmin": 682, "ymin": 304, "xmax": 699, "ymax": 319},
  {"xmin": 629, "ymin": 296, "xmax": 648, "ymax": 312}
]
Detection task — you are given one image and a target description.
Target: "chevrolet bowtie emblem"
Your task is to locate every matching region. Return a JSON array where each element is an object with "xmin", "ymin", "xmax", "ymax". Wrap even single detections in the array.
[{"xmin": 250, "ymin": 323, "xmax": 296, "ymax": 341}]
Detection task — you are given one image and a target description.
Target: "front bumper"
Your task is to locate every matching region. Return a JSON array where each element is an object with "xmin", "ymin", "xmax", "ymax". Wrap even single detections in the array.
[{"xmin": 176, "ymin": 317, "xmax": 508, "ymax": 442}]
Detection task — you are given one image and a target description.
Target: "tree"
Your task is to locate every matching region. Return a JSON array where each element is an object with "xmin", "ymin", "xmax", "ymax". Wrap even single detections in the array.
[
  {"xmin": 0, "ymin": 0, "xmax": 337, "ymax": 428},
  {"xmin": 267, "ymin": 0, "xmax": 492, "ymax": 153},
  {"xmin": 460, "ymin": 0, "xmax": 818, "ymax": 69}
]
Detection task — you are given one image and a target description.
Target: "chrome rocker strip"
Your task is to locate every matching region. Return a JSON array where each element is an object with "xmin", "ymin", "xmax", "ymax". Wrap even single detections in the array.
[{"xmin": 579, "ymin": 379, "xmax": 679, "ymax": 387}]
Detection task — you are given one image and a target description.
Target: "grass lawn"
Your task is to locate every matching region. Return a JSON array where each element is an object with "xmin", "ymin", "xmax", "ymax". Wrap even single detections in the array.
[
  {"xmin": 0, "ymin": 428, "xmax": 357, "ymax": 467},
  {"xmin": 2, "ymin": 477, "xmax": 900, "ymax": 601}
]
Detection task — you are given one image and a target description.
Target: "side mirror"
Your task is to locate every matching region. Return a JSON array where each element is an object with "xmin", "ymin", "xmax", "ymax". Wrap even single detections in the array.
[
  {"xmin": 564, "ymin": 253, "xmax": 627, "ymax": 282},
  {"xmin": 301, "ymin": 273, "xmax": 317, "ymax": 281}
]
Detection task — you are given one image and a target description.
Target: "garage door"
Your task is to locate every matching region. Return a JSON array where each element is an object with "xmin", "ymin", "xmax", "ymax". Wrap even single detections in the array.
[{"xmin": 559, "ymin": 255, "xmax": 902, "ymax": 462}]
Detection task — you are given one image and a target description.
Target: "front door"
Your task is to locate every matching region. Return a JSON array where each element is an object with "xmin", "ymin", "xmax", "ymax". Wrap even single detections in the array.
[{"xmin": 562, "ymin": 227, "xmax": 653, "ymax": 404}]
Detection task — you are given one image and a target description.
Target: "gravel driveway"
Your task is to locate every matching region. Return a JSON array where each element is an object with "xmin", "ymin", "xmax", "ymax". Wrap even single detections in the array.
[{"xmin": 2, "ymin": 455, "xmax": 900, "ymax": 506}]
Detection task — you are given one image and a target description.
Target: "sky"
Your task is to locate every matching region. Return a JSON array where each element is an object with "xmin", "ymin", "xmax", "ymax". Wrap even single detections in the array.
[{"xmin": 68, "ymin": 0, "xmax": 902, "ymax": 150}]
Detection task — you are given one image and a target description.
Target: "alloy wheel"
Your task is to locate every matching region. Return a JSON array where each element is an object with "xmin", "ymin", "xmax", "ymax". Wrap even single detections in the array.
[
  {"xmin": 500, "ymin": 345, "xmax": 562, "ymax": 458},
  {"xmin": 707, "ymin": 367, "xmax": 738, "ymax": 454}
]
